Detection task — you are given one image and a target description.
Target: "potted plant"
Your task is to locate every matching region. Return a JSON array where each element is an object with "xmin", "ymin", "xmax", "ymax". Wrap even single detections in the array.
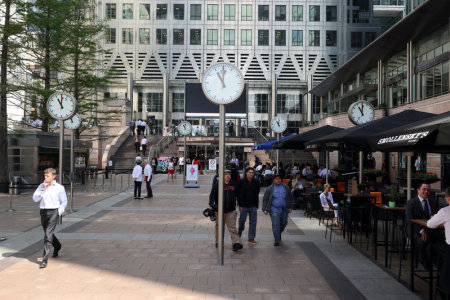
[{"xmin": 389, "ymin": 186, "xmax": 399, "ymax": 208}]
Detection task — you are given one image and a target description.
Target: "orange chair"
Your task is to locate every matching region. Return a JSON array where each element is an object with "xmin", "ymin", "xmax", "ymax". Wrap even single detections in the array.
[
  {"xmin": 370, "ymin": 192, "xmax": 382, "ymax": 204},
  {"xmin": 337, "ymin": 181, "xmax": 346, "ymax": 192},
  {"xmin": 283, "ymin": 179, "xmax": 290, "ymax": 185},
  {"xmin": 330, "ymin": 188, "xmax": 335, "ymax": 192}
]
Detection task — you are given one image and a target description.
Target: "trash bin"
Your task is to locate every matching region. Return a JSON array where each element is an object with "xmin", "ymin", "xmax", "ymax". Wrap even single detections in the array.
[{"xmin": 9, "ymin": 176, "xmax": 21, "ymax": 195}]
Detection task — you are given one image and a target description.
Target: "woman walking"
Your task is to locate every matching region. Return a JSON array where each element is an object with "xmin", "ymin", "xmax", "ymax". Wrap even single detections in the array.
[{"xmin": 167, "ymin": 158, "xmax": 175, "ymax": 182}]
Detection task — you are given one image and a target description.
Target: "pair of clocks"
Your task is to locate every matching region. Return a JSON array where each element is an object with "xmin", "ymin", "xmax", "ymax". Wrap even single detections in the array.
[{"xmin": 47, "ymin": 93, "xmax": 82, "ymax": 130}]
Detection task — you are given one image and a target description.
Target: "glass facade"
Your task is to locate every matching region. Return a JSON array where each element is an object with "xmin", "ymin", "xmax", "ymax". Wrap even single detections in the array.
[
  {"xmin": 173, "ymin": 4, "xmax": 184, "ymax": 20},
  {"xmin": 207, "ymin": 29, "xmax": 218, "ymax": 45},
  {"xmin": 156, "ymin": 4, "xmax": 167, "ymax": 20},
  {"xmin": 147, "ymin": 93, "xmax": 163, "ymax": 112},
  {"xmin": 139, "ymin": 28, "xmax": 150, "ymax": 44},
  {"xmin": 172, "ymin": 93, "xmax": 184, "ymax": 112},
  {"xmin": 190, "ymin": 4, "xmax": 201, "ymax": 20},
  {"xmin": 258, "ymin": 5, "xmax": 269, "ymax": 21},
  {"xmin": 241, "ymin": 29, "xmax": 252, "ymax": 46},
  {"xmin": 139, "ymin": 4, "xmax": 150, "ymax": 20},
  {"xmin": 292, "ymin": 5, "xmax": 303, "ymax": 22},
  {"xmin": 224, "ymin": 4, "xmax": 235, "ymax": 21},
  {"xmin": 207, "ymin": 4, "xmax": 218, "ymax": 20},
  {"xmin": 292, "ymin": 30, "xmax": 303, "ymax": 46},
  {"xmin": 224, "ymin": 29, "xmax": 235, "ymax": 45},
  {"xmin": 122, "ymin": 3, "xmax": 133, "ymax": 19},
  {"xmin": 258, "ymin": 30, "xmax": 269, "ymax": 46},
  {"xmin": 190, "ymin": 29, "xmax": 201, "ymax": 45}
]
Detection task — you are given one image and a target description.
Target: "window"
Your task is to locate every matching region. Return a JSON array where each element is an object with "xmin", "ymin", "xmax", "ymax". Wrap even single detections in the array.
[
  {"xmin": 147, "ymin": 93, "xmax": 163, "ymax": 112},
  {"xmin": 207, "ymin": 4, "xmax": 218, "ymax": 20},
  {"xmin": 254, "ymin": 94, "xmax": 268, "ymax": 113},
  {"xmin": 139, "ymin": 4, "xmax": 150, "ymax": 20},
  {"xmin": 309, "ymin": 30, "xmax": 320, "ymax": 46},
  {"xmin": 258, "ymin": 30, "xmax": 269, "ymax": 46},
  {"xmin": 365, "ymin": 32, "xmax": 377, "ymax": 46},
  {"xmin": 172, "ymin": 93, "xmax": 184, "ymax": 112},
  {"xmin": 258, "ymin": 5, "xmax": 269, "ymax": 21},
  {"xmin": 122, "ymin": 28, "xmax": 133, "ymax": 44},
  {"xmin": 276, "ymin": 94, "xmax": 301, "ymax": 114},
  {"xmin": 106, "ymin": 4, "xmax": 116, "ymax": 19},
  {"xmin": 190, "ymin": 4, "xmax": 201, "ymax": 20},
  {"xmin": 122, "ymin": 4, "xmax": 133, "ymax": 19},
  {"xmin": 275, "ymin": 5, "xmax": 286, "ymax": 21},
  {"xmin": 173, "ymin": 29, "xmax": 184, "ymax": 45},
  {"xmin": 292, "ymin": 30, "xmax": 303, "ymax": 46},
  {"xmin": 139, "ymin": 28, "xmax": 150, "ymax": 44},
  {"xmin": 190, "ymin": 29, "xmax": 201, "ymax": 45},
  {"xmin": 173, "ymin": 4, "xmax": 184, "ymax": 20},
  {"xmin": 326, "ymin": 6, "xmax": 337, "ymax": 22},
  {"xmin": 156, "ymin": 4, "xmax": 167, "ymax": 20},
  {"xmin": 326, "ymin": 31, "xmax": 337, "ymax": 46},
  {"xmin": 241, "ymin": 29, "xmax": 252, "ymax": 46},
  {"xmin": 241, "ymin": 4, "xmax": 252, "ymax": 21},
  {"xmin": 224, "ymin": 29, "xmax": 235, "ymax": 45},
  {"xmin": 207, "ymin": 29, "xmax": 218, "ymax": 45},
  {"xmin": 351, "ymin": 31, "xmax": 362, "ymax": 48},
  {"xmin": 156, "ymin": 28, "xmax": 167, "ymax": 44},
  {"xmin": 224, "ymin": 4, "xmax": 235, "ymax": 21},
  {"xmin": 275, "ymin": 30, "xmax": 286, "ymax": 46},
  {"xmin": 309, "ymin": 5, "xmax": 320, "ymax": 22},
  {"xmin": 106, "ymin": 28, "xmax": 116, "ymax": 44},
  {"xmin": 292, "ymin": 5, "xmax": 303, "ymax": 21}
]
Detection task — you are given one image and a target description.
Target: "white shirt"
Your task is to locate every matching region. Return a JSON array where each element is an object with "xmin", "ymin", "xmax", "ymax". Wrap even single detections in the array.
[
  {"xmin": 168, "ymin": 162, "xmax": 174, "ymax": 170},
  {"xmin": 264, "ymin": 169, "xmax": 274, "ymax": 176},
  {"xmin": 142, "ymin": 122, "xmax": 146, "ymax": 128},
  {"xmin": 320, "ymin": 192, "xmax": 334, "ymax": 207},
  {"xmin": 255, "ymin": 165, "xmax": 263, "ymax": 171},
  {"xmin": 33, "ymin": 182, "xmax": 68, "ymax": 214},
  {"xmin": 179, "ymin": 157, "xmax": 184, "ymax": 165},
  {"xmin": 427, "ymin": 205, "xmax": 450, "ymax": 245},
  {"xmin": 141, "ymin": 138, "xmax": 147, "ymax": 145},
  {"xmin": 319, "ymin": 168, "xmax": 331, "ymax": 178},
  {"xmin": 144, "ymin": 164, "xmax": 152, "ymax": 181},
  {"xmin": 133, "ymin": 165, "xmax": 143, "ymax": 182},
  {"xmin": 137, "ymin": 120, "xmax": 142, "ymax": 126}
]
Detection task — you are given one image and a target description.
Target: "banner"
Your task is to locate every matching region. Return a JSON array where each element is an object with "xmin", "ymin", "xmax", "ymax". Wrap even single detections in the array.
[
  {"xmin": 209, "ymin": 159, "xmax": 216, "ymax": 171},
  {"xmin": 186, "ymin": 164, "xmax": 198, "ymax": 181}
]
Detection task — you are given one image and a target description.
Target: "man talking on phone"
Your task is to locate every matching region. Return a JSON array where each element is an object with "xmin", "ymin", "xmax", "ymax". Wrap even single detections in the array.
[{"xmin": 33, "ymin": 168, "xmax": 67, "ymax": 269}]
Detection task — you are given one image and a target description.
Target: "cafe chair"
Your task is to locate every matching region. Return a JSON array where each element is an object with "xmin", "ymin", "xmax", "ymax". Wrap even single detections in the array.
[
  {"xmin": 325, "ymin": 199, "xmax": 343, "ymax": 242},
  {"xmin": 310, "ymin": 192, "xmax": 322, "ymax": 222}
]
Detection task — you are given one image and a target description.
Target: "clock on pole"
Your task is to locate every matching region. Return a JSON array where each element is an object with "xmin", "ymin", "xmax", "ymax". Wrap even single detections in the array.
[
  {"xmin": 270, "ymin": 116, "xmax": 287, "ymax": 178},
  {"xmin": 47, "ymin": 92, "xmax": 77, "ymax": 120},
  {"xmin": 178, "ymin": 121, "xmax": 192, "ymax": 188},
  {"xmin": 64, "ymin": 113, "xmax": 82, "ymax": 130},
  {"xmin": 348, "ymin": 100, "xmax": 375, "ymax": 125}
]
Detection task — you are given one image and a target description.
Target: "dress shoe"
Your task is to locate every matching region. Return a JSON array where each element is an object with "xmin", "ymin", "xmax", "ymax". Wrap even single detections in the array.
[
  {"xmin": 232, "ymin": 243, "xmax": 243, "ymax": 251},
  {"xmin": 248, "ymin": 239, "xmax": 257, "ymax": 244},
  {"xmin": 273, "ymin": 241, "xmax": 280, "ymax": 247},
  {"xmin": 39, "ymin": 261, "xmax": 47, "ymax": 268}
]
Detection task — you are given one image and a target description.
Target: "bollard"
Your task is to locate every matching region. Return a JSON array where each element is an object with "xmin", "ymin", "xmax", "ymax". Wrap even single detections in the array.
[{"xmin": 8, "ymin": 195, "xmax": 15, "ymax": 212}]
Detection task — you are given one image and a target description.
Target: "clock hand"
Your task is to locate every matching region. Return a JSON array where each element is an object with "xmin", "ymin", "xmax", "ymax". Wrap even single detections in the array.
[
  {"xmin": 216, "ymin": 72, "xmax": 225, "ymax": 89},
  {"xmin": 358, "ymin": 106, "xmax": 363, "ymax": 115},
  {"xmin": 361, "ymin": 103, "xmax": 364, "ymax": 116}
]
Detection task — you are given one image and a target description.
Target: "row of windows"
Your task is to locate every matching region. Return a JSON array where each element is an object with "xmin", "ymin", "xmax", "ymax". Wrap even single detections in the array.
[
  {"xmin": 106, "ymin": 28, "xmax": 339, "ymax": 47},
  {"xmin": 106, "ymin": 3, "xmax": 337, "ymax": 23}
]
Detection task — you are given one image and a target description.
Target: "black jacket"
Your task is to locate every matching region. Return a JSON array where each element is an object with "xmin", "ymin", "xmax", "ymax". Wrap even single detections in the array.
[
  {"xmin": 209, "ymin": 181, "xmax": 238, "ymax": 213},
  {"xmin": 238, "ymin": 177, "xmax": 260, "ymax": 208},
  {"xmin": 405, "ymin": 196, "xmax": 439, "ymax": 239}
]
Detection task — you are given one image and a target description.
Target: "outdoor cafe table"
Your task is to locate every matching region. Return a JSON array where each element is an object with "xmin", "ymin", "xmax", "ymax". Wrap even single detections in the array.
[
  {"xmin": 410, "ymin": 219, "xmax": 444, "ymax": 300},
  {"xmin": 344, "ymin": 194, "xmax": 376, "ymax": 243},
  {"xmin": 373, "ymin": 204, "xmax": 405, "ymax": 267}
]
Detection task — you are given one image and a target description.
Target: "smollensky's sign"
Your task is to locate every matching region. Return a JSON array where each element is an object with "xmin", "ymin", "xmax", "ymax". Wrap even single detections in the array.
[{"xmin": 377, "ymin": 131, "xmax": 429, "ymax": 145}]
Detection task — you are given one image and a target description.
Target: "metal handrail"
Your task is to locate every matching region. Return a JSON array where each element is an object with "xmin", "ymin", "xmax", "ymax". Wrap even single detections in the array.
[{"xmin": 147, "ymin": 129, "xmax": 177, "ymax": 160}]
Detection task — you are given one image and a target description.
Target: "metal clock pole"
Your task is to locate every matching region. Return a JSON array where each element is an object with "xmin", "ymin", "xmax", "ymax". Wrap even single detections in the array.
[
  {"xmin": 218, "ymin": 104, "xmax": 225, "ymax": 265},
  {"xmin": 59, "ymin": 120, "xmax": 64, "ymax": 185},
  {"xmin": 183, "ymin": 134, "xmax": 187, "ymax": 186},
  {"xmin": 276, "ymin": 133, "xmax": 279, "ymax": 174},
  {"xmin": 69, "ymin": 130, "xmax": 75, "ymax": 212}
]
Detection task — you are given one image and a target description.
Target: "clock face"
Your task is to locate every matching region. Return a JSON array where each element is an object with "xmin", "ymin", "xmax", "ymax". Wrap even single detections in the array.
[
  {"xmin": 64, "ymin": 113, "xmax": 82, "ymax": 130},
  {"xmin": 178, "ymin": 121, "xmax": 192, "ymax": 136},
  {"xmin": 47, "ymin": 92, "xmax": 77, "ymax": 120},
  {"xmin": 348, "ymin": 100, "xmax": 375, "ymax": 125},
  {"xmin": 201, "ymin": 63, "xmax": 245, "ymax": 105},
  {"xmin": 270, "ymin": 117, "xmax": 287, "ymax": 133}
]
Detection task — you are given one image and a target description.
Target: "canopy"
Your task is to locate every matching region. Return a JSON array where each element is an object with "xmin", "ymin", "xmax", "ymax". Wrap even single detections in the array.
[
  {"xmin": 305, "ymin": 110, "xmax": 436, "ymax": 152},
  {"xmin": 368, "ymin": 111, "xmax": 450, "ymax": 153},
  {"xmin": 271, "ymin": 125, "xmax": 344, "ymax": 150},
  {"xmin": 252, "ymin": 134, "xmax": 295, "ymax": 150}
]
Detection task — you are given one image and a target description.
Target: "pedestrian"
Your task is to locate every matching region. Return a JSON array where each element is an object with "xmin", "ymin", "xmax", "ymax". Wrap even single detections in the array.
[
  {"xmin": 231, "ymin": 155, "xmax": 239, "ymax": 167},
  {"xmin": 144, "ymin": 159, "xmax": 153, "ymax": 198},
  {"xmin": 149, "ymin": 119, "xmax": 154, "ymax": 135},
  {"xmin": 167, "ymin": 158, "xmax": 175, "ymax": 181},
  {"xmin": 136, "ymin": 119, "xmax": 142, "ymax": 136},
  {"xmin": 132, "ymin": 159, "xmax": 143, "ymax": 199},
  {"xmin": 179, "ymin": 155, "xmax": 184, "ymax": 174},
  {"xmin": 142, "ymin": 120, "xmax": 147, "ymax": 135},
  {"xmin": 240, "ymin": 119, "xmax": 246, "ymax": 136},
  {"xmin": 141, "ymin": 136, "xmax": 147, "ymax": 156},
  {"xmin": 134, "ymin": 135, "xmax": 140, "ymax": 152},
  {"xmin": 209, "ymin": 169, "xmax": 243, "ymax": 251},
  {"xmin": 32, "ymin": 168, "xmax": 67, "ymax": 268},
  {"xmin": 151, "ymin": 155, "xmax": 158, "ymax": 174},
  {"xmin": 195, "ymin": 126, "xmax": 200, "ymax": 136},
  {"xmin": 136, "ymin": 154, "xmax": 142, "ymax": 164},
  {"xmin": 129, "ymin": 120, "xmax": 135, "ymax": 136},
  {"xmin": 262, "ymin": 174, "xmax": 294, "ymax": 246},
  {"xmin": 228, "ymin": 121, "xmax": 233, "ymax": 136},
  {"xmin": 173, "ymin": 156, "xmax": 178, "ymax": 178},
  {"xmin": 238, "ymin": 167, "xmax": 260, "ymax": 244}
]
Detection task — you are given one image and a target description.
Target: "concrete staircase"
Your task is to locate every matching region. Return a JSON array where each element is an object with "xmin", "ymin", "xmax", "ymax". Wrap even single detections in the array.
[
  {"xmin": 111, "ymin": 135, "xmax": 161, "ymax": 169},
  {"xmin": 158, "ymin": 141, "xmax": 179, "ymax": 158}
]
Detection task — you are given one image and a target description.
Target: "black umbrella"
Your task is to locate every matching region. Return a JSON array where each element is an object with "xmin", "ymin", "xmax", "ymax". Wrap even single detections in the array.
[
  {"xmin": 272, "ymin": 125, "xmax": 344, "ymax": 150},
  {"xmin": 368, "ymin": 111, "xmax": 450, "ymax": 153},
  {"xmin": 305, "ymin": 110, "xmax": 436, "ymax": 152}
]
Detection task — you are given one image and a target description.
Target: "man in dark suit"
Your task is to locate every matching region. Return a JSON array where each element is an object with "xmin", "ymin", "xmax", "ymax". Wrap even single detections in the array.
[{"xmin": 406, "ymin": 182, "xmax": 442, "ymax": 270}]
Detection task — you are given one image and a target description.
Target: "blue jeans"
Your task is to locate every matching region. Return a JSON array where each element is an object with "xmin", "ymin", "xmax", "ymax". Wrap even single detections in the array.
[
  {"xmin": 238, "ymin": 207, "xmax": 257, "ymax": 239},
  {"xmin": 269, "ymin": 210, "xmax": 288, "ymax": 242}
]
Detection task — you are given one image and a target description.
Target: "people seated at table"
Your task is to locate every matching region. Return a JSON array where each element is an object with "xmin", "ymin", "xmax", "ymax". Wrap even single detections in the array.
[
  {"xmin": 302, "ymin": 164, "xmax": 313, "ymax": 180},
  {"xmin": 427, "ymin": 187, "xmax": 450, "ymax": 298},
  {"xmin": 263, "ymin": 164, "xmax": 274, "ymax": 186},
  {"xmin": 406, "ymin": 182, "xmax": 444, "ymax": 271},
  {"xmin": 320, "ymin": 183, "xmax": 339, "ymax": 225},
  {"xmin": 318, "ymin": 165, "xmax": 332, "ymax": 179},
  {"xmin": 291, "ymin": 173, "xmax": 303, "ymax": 207}
]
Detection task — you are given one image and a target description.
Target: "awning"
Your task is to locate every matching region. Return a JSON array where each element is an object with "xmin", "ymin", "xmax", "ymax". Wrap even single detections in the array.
[
  {"xmin": 305, "ymin": 110, "xmax": 436, "ymax": 152},
  {"xmin": 272, "ymin": 125, "xmax": 344, "ymax": 150},
  {"xmin": 252, "ymin": 134, "xmax": 295, "ymax": 150},
  {"xmin": 368, "ymin": 110, "xmax": 450, "ymax": 153}
]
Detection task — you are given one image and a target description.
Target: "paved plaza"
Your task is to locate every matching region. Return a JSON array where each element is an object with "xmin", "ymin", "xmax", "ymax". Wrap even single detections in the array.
[{"xmin": 0, "ymin": 173, "xmax": 419, "ymax": 299}]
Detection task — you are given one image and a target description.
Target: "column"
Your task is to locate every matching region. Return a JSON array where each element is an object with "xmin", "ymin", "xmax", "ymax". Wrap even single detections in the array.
[{"xmin": 162, "ymin": 73, "xmax": 169, "ymax": 129}]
